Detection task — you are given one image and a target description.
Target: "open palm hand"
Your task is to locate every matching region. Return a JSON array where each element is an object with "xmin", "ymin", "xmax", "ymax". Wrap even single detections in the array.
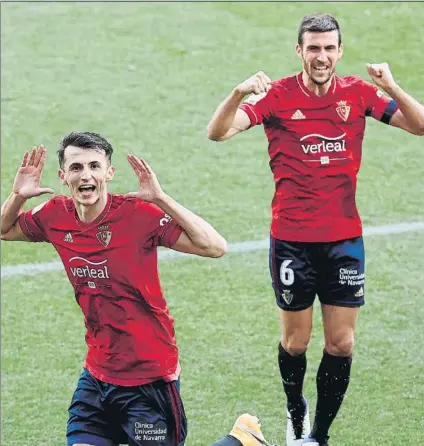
[
  {"xmin": 13, "ymin": 145, "xmax": 54, "ymax": 199},
  {"xmin": 126, "ymin": 154, "xmax": 164, "ymax": 203}
]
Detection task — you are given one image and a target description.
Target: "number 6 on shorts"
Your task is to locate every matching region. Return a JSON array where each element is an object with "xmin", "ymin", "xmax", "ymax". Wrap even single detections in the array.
[{"xmin": 280, "ymin": 259, "xmax": 295, "ymax": 286}]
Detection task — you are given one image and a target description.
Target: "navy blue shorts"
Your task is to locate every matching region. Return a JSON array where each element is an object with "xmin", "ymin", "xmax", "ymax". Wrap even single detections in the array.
[
  {"xmin": 67, "ymin": 369, "xmax": 187, "ymax": 446},
  {"xmin": 269, "ymin": 236, "xmax": 365, "ymax": 311}
]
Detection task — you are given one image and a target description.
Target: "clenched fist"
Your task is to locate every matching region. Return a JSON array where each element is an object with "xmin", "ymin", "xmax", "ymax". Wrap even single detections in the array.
[
  {"xmin": 235, "ymin": 71, "xmax": 272, "ymax": 96},
  {"xmin": 366, "ymin": 63, "xmax": 396, "ymax": 91}
]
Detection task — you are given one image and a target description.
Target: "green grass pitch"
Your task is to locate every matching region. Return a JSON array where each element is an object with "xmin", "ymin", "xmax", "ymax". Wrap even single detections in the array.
[{"xmin": 2, "ymin": 3, "xmax": 424, "ymax": 445}]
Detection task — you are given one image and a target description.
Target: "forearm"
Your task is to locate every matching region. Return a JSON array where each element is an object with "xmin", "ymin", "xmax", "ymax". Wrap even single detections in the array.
[
  {"xmin": 152, "ymin": 193, "xmax": 227, "ymax": 255},
  {"xmin": 1, "ymin": 192, "xmax": 26, "ymax": 234},
  {"xmin": 386, "ymin": 84, "xmax": 424, "ymax": 134},
  {"xmin": 207, "ymin": 87, "xmax": 246, "ymax": 140}
]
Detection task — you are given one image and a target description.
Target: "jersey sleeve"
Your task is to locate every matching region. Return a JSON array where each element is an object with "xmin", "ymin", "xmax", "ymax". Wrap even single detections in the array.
[
  {"xmin": 18, "ymin": 200, "xmax": 53, "ymax": 242},
  {"xmin": 362, "ymin": 80, "xmax": 399, "ymax": 124},
  {"xmin": 238, "ymin": 87, "xmax": 278, "ymax": 126},
  {"xmin": 134, "ymin": 200, "xmax": 183, "ymax": 249}
]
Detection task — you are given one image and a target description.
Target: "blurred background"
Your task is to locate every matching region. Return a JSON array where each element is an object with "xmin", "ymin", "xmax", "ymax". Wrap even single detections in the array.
[{"xmin": 2, "ymin": 2, "xmax": 423, "ymax": 445}]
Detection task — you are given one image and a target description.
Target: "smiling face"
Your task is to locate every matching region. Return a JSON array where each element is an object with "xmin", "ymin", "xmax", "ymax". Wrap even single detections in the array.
[
  {"xmin": 296, "ymin": 30, "xmax": 343, "ymax": 86},
  {"xmin": 58, "ymin": 146, "xmax": 115, "ymax": 210}
]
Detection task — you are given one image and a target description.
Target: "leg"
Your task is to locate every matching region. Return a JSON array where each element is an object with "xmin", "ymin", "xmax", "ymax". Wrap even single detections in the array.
[
  {"xmin": 322, "ymin": 304, "xmax": 359, "ymax": 357},
  {"xmin": 67, "ymin": 369, "xmax": 120, "ymax": 446},
  {"xmin": 308, "ymin": 305, "xmax": 358, "ymax": 443},
  {"xmin": 309, "ymin": 236, "xmax": 365, "ymax": 444},
  {"xmin": 279, "ymin": 307, "xmax": 313, "ymax": 405},
  {"xmin": 269, "ymin": 236, "xmax": 317, "ymax": 444},
  {"xmin": 279, "ymin": 308, "xmax": 313, "ymax": 443},
  {"xmin": 280, "ymin": 307, "xmax": 313, "ymax": 355}
]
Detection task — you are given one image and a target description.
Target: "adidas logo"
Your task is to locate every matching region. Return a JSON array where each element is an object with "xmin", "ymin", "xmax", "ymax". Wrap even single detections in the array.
[
  {"xmin": 291, "ymin": 109, "xmax": 306, "ymax": 120},
  {"xmin": 355, "ymin": 287, "xmax": 364, "ymax": 297},
  {"xmin": 63, "ymin": 232, "xmax": 73, "ymax": 243}
]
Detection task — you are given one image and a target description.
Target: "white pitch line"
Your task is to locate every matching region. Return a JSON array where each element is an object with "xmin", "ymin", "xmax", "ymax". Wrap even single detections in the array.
[{"xmin": 2, "ymin": 221, "xmax": 424, "ymax": 279}]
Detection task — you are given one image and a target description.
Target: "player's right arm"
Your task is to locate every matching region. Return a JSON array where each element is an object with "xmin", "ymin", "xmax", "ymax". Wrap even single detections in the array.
[
  {"xmin": 1, "ymin": 145, "xmax": 53, "ymax": 241},
  {"xmin": 1, "ymin": 193, "xmax": 29, "ymax": 241},
  {"xmin": 207, "ymin": 71, "xmax": 272, "ymax": 141}
]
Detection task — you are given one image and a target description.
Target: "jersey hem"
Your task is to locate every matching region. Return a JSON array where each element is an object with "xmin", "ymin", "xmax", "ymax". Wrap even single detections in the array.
[
  {"xmin": 270, "ymin": 226, "xmax": 363, "ymax": 243},
  {"xmin": 84, "ymin": 361, "xmax": 181, "ymax": 386}
]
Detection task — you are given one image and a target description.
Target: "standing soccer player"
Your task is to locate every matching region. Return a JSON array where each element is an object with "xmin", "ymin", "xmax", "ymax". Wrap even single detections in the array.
[
  {"xmin": 207, "ymin": 13, "xmax": 424, "ymax": 446},
  {"xmin": 1, "ymin": 132, "xmax": 228, "ymax": 446}
]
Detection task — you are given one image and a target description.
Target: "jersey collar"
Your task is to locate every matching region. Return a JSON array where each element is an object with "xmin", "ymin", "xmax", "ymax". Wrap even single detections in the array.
[
  {"xmin": 74, "ymin": 193, "xmax": 112, "ymax": 231},
  {"xmin": 296, "ymin": 72, "xmax": 338, "ymax": 99}
]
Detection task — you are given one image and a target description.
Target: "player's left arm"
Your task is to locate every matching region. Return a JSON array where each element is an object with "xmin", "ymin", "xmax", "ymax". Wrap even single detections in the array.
[
  {"xmin": 126, "ymin": 154, "xmax": 228, "ymax": 258},
  {"xmin": 367, "ymin": 63, "xmax": 424, "ymax": 135}
]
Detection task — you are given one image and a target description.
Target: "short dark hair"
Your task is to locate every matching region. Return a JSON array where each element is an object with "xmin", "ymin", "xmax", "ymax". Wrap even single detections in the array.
[
  {"xmin": 298, "ymin": 13, "xmax": 341, "ymax": 46},
  {"xmin": 58, "ymin": 132, "xmax": 113, "ymax": 169}
]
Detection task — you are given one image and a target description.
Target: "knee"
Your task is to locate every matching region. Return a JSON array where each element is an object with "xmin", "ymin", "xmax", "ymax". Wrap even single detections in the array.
[
  {"xmin": 325, "ymin": 335, "xmax": 355, "ymax": 357},
  {"xmin": 281, "ymin": 336, "xmax": 310, "ymax": 356}
]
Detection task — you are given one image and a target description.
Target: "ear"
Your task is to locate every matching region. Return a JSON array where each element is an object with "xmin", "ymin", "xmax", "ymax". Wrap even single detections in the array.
[
  {"xmin": 295, "ymin": 43, "xmax": 303, "ymax": 60},
  {"xmin": 338, "ymin": 43, "xmax": 344, "ymax": 60},
  {"xmin": 58, "ymin": 170, "xmax": 67, "ymax": 185},
  {"xmin": 106, "ymin": 166, "xmax": 115, "ymax": 182}
]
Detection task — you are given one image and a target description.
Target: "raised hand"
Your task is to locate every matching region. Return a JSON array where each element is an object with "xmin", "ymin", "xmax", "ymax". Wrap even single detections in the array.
[
  {"xmin": 366, "ymin": 62, "xmax": 396, "ymax": 91},
  {"xmin": 126, "ymin": 154, "xmax": 164, "ymax": 203},
  {"xmin": 13, "ymin": 145, "xmax": 54, "ymax": 199},
  {"xmin": 235, "ymin": 71, "xmax": 272, "ymax": 96}
]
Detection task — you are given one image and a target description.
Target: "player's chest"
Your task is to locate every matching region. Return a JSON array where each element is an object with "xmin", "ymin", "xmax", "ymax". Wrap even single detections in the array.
[
  {"xmin": 52, "ymin": 221, "xmax": 127, "ymax": 251},
  {"xmin": 268, "ymin": 96, "xmax": 366, "ymax": 167},
  {"xmin": 273, "ymin": 97, "xmax": 365, "ymax": 136},
  {"xmin": 51, "ymin": 222, "xmax": 141, "ymax": 285}
]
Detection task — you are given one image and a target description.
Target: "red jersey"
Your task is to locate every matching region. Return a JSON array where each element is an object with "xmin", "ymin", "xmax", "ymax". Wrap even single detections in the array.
[
  {"xmin": 19, "ymin": 194, "xmax": 183, "ymax": 386},
  {"xmin": 239, "ymin": 73, "xmax": 398, "ymax": 242}
]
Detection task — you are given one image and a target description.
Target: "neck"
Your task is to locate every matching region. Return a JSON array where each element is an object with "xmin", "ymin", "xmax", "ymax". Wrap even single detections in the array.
[
  {"xmin": 302, "ymin": 70, "xmax": 334, "ymax": 97},
  {"xmin": 74, "ymin": 193, "xmax": 108, "ymax": 223}
]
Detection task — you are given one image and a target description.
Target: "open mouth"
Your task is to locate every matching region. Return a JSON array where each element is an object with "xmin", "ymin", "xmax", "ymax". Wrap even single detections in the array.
[
  {"xmin": 78, "ymin": 185, "xmax": 96, "ymax": 194},
  {"xmin": 313, "ymin": 66, "xmax": 329, "ymax": 73}
]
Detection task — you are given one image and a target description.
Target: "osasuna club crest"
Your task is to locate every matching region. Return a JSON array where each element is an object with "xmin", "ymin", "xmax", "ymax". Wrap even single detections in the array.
[
  {"xmin": 281, "ymin": 289, "xmax": 294, "ymax": 305},
  {"xmin": 336, "ymin": 100, "xmax": 351, "ymax": 121},
  {"xmin": 96, "ymin": 225, "xmax": 112, "ymax": 247}
]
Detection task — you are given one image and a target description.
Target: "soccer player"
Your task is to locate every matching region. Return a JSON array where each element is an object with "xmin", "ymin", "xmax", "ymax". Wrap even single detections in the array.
[
  {"xmin": 207, "ymin": 12, "xmax": 424, "ymax": 446},
  {"xmin": 1, "ymin": 132, "xmax": 228, "ymax": 446}
]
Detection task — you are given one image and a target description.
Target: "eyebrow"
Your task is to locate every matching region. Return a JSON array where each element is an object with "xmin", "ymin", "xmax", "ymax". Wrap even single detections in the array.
[
  {"xmin": 307, "ymin": 44, "xmax": 337, "ymax": 49},
  {"xmin": 68, "ymin": 161, "xmax": 101, "ymax": 168}
]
